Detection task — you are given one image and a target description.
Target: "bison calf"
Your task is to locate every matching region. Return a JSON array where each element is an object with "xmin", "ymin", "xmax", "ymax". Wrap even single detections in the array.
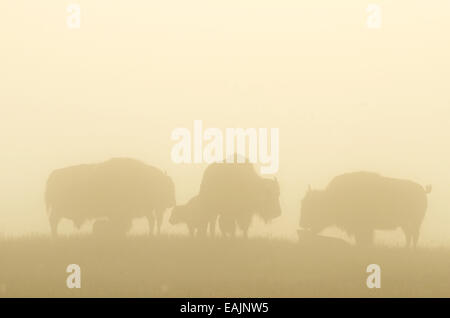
[
  {"xmin": 170, "ymin": 196, "xmax": 210, "ymax": 236},
  {"xmin": 170, "ymin": 195, "xmax": 233, "ymax": 237}
]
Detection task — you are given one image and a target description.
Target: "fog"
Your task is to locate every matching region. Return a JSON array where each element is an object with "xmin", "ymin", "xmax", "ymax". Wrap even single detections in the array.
[{"xmin": 1, "ymin": 1, "xmax": 449, "ymax": 246}]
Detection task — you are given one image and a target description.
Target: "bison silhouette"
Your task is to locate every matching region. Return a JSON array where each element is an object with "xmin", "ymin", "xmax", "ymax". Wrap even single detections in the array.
[
  {"xmin": 170, "ymin": 195, "xmax": 238, "ymax": 237},
  {"xmin": 197, "ymin": 159, "xmax": 281, "ymax": 237},
  {"xmin": 300, "ymin": 171, "xmax": 431, "ymax": 247},
  {"xmin": 45, "ymin": 158, "xmax": 176, "ymax": 236},
  {"xmin": 169, "ymin": 195, "xmax": 207, "ymax": 236}
]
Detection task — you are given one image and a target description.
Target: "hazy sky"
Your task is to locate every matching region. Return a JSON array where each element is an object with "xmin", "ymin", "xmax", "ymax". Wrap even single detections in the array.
[{"xmin": 1, "ymin": 1, "xmax": 449, "ymax": 245}]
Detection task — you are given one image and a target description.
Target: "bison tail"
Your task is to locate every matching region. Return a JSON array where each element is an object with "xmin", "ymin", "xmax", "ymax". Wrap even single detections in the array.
[{"xmin": 424, "ymin": 184, "xmax": 432, "ymax": 194}]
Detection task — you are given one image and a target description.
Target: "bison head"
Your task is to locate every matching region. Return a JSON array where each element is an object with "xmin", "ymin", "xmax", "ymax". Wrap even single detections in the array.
[
  {"xmin": 300, "ymin": 187, "xmax": 331, "ymax": 234},
  {"xmin": 259, "ymin": 177, "xmax": 282, "ymax": 222}
]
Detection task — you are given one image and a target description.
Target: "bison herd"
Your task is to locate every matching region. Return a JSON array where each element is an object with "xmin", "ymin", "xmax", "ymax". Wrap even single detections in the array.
[{"xmin": 45, "ymin": 157, "xmax": 431, "ymax": 247}]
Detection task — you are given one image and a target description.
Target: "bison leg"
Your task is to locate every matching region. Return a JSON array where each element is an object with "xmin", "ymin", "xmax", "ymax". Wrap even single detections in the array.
[
  {"xmin": 147, "ymin": 215, "xmax": 155, "ymax": 236},
  {"xmin": 237, "ymin": 214, "xmax": 252, "ymax": 238},
  {"xmin": 154, "ymin": 208, "xmax": 164, "ymax": 235},
  {"xmin": 403, "ymin": 226, "xmax": 420, "ymax": 248},
  {"xmin": 412, "ymin": 229, "xmax": 420, "ymax": 248},
  {"xmin": 49, "ymin": 215, "xmax": 60, "ymax": 236},
  {"xmin": 402, "ymin": 228, "xmax": 413, "ymax": 248},
  {"xmin": 402, "ymin": 225, "xmax": 421, "ymax": 248},
  {"xmin": 218, "ymin": 215, "xmax": 236, "ymax": 238},
  {"xmin": 207, "ymin": 214, "xmax": 218, "ymax": 237},
  {"xmin": 194, "ymin": 220, "xmax": 210, "ymax": 237},
  {"xmin": 187, "ymin": 224, "xmax": 195, "ymax": 237},
  {"xmin": 72, "ymin": 219, "xmax": 85, "ymax": 231}
]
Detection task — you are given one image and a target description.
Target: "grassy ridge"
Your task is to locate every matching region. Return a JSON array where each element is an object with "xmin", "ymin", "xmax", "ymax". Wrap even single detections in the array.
[{"xmin": 0, "ymin": 236, "xmax": 449, "ymax": 297}]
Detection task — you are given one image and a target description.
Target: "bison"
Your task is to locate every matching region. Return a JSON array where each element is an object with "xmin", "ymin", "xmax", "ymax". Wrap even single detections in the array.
[
  {"xmin": 217, "ymin": 214, "xmax": 236, "ymax": 238},
  {"xmin": 300, "ymin": 171, "xmax": 431, "ymax": 247},
  {"xmin": 170, "ymin": 195, "xmax": 237, "ymax": 237},
  {"xmin": 196, "ymin": 159, "xmax": 282, "ymax": 237},
  {"xmin": 45, "ymin": 158, "xmax": 176, "ymax": 236},
  {"xmin": 169, "ymin": 195, "xmax": 207, "ymax": 236}
]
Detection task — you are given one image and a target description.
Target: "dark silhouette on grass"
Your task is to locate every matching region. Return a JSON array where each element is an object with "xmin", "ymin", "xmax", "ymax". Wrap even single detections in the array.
[
  {"xmin": 169, "ymin": 157, "xmax": 281, "ymax": 237},
  {"xmin": 300, "ymin": 171, "xmax": 431, "ymax": 247},
  {"xmin": 197, "ymin": 158, "xmax": 281, "ymax": 237},
  {"xmin": 217, "ymin": 214, "xmax": 236, "ymax": 238},
  {"xmin": 170, "ymin": 195, "xmax": 239, "ymax": 237},
  {"xmin": 170, "ymin": 195, "xmax": 206, "ymax": 236},
  {"xmin": 45, "ymin": 158, "xmax": 175, "ymax": 236}
]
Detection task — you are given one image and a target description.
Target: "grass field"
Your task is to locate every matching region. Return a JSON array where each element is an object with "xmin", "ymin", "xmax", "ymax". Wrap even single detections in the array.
[{"xmin": 0, "ymin": 235, "xmax": 449, "ymax": 297}]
